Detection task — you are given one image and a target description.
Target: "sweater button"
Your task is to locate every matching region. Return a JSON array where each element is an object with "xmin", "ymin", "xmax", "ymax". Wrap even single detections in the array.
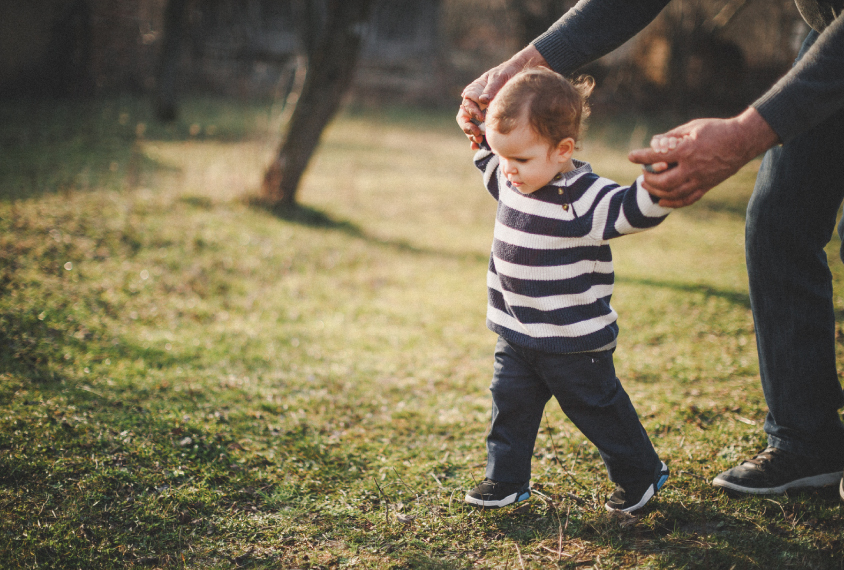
[{"xmin": 562, "ymin": 204, "xmax": 569, "ymax": 211}]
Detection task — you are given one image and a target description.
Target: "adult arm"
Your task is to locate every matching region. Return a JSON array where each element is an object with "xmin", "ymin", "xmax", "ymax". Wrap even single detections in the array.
[
  {"xmin": 631, "ymin": 14, "xmax": 844, "ymax": 207},
  {"xmin": 754, "ymin": 13, "xmax": 844, "ymax": 143},
  {"xmin": 532, "ymin": 0, "xmax": 671, "ymax": 76},
  {"xmin": 459, "ymin": 0, "xmax": 671, "ymax": 144}
]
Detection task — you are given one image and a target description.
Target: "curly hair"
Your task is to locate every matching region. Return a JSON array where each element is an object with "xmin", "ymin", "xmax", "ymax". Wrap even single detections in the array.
[{"xmin": 486, "ymin": 68, "xmax": 594, "ymax": 149}]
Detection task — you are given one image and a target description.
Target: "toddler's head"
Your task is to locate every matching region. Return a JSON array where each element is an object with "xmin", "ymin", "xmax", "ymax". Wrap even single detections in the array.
[
  {"xmin": 487, "ymin": 68, "xmax": 593, "ymax": 149},
  {"xmin": 484, "ymin": 69, "xmax": 594, "ymax": 194}
]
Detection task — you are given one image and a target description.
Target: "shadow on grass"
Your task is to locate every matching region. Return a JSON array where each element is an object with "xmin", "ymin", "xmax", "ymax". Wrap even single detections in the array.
[
  {"xmin": 1, "ymin": 134, "xmax": 182, "ymax": 202},
  {"xmin": 0, "ymin": 305, "xmax": 201, "ymax": 396},
  {"xmin": 250, "ymin": 199, "xmax": 489, "ymax": 263},
  {"xmin": 646, "ymin": 492, "xmax": 843, "ymax": 569},
  {"xmin": 0, "ymin": 95, "xmax": 268, "ymax": 202},
  {"xmin": 481, "ymin": 491, "xmax": 843, "ymax": 569},
  {"xmin": 618, "ymin": 276, "xmax": 751, "ymax": 309}
]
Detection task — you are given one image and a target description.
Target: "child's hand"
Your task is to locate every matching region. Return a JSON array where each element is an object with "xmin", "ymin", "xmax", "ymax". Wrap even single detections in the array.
[
  {"xmin": 643, "ymin": 135, "xmax": 688, "ymax": 173},
  {"xmin": 650, "ymin": 134, "xmax": 688, "ymax": 154}
]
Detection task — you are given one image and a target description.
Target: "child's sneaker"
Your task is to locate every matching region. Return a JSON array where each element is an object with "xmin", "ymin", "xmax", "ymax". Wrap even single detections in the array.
[
  {"xmin": 465, "ymin": 478, "xmax": 531, "ymax": 508},
  {"xmin": 605, "ymin": 462, "xmax": 669, "ymax": 513}
]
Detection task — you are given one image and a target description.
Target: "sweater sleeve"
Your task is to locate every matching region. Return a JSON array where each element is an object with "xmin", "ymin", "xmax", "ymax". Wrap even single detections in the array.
[
  {"xmin": 533, "ymin": 0, "xmax": 844, "ymax": 143},
  {"xmin": 597, "ymin": 176, "xmax": 672, "ymax": 240},
  {"xmin": 473, "ymin": 139, "xmax": 501, "ymax": 201},
  {"xmin": 752, "ymin": 15, "xmax": 844, "ymax": 143},
  {"xmin": 532, "ymin": 0, "xmax": 671, "ymax": 75}
]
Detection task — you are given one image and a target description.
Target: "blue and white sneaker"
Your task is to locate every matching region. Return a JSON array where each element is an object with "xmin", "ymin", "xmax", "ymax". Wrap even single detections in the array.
[
  {"xmin": 465, "ymin": 478, "xmax": 531, "ymax": 509},
  {"xmin": 605, "ymin": 461, "xmax": 669, "ymax": 513}
]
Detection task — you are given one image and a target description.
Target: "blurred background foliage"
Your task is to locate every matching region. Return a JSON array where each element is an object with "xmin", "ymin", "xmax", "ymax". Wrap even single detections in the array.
[{"xmin": 0, "ymin": 0, "xmax": 807, "ymax": 118}]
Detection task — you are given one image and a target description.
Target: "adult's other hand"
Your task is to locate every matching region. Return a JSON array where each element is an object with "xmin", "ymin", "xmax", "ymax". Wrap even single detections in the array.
[{"xmin": 629, "ymin": 108, "xmax": 780, "ymax": 208}]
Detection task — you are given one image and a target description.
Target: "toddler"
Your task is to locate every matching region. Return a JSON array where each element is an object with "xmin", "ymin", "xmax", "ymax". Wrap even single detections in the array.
[{"xmin": 463, "ymin": 68, "xmax": 671, "ymax": 513}]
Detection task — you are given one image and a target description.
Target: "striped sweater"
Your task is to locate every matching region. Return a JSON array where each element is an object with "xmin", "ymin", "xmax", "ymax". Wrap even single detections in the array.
[{"xmin": 475, "ymin": 143, "xmax": 672, "ymax": 354}]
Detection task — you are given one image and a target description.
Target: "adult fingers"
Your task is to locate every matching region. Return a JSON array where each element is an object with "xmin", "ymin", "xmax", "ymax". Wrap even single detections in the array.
[
  {"xmin": 628, "ymin": 146, "xmax": 668, "ymax": 166},
  {"xmin": 658, "ymin": 188, "xmax": 707, "ymax": 209},
  {"xmin": 641, "ymin": 167, "xmax": 689, "ymax": 196},
  {"xmin": 461, "ymin": 73, "xmax": 490, "ymax": 105},
  {"xmin": 630, "ymin": 145, "xmax": 688, "ymax": 183},
  {"xmin": 479, "ymin": 67, "xmax": 514, "ymax": 105},
  {"xmin": 460, "ymin": 97, "xmax": 484, "ymax": 122},
  {"xmin": 640, "ymin": 168, "xmax": 705, "ymax": 205},
  {"xmin": 457, "ymin": 102, "xmax": 483, "ymax": 143}
]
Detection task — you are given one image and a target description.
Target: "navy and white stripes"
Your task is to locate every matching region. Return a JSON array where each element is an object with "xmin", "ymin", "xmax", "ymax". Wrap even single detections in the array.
[{"xmin": 475, "ymin": 144, "xmax": 671, "ymax": 354}]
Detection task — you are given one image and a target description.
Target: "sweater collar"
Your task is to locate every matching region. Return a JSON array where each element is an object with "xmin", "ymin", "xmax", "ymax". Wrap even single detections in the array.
[{"xmin": 551, "ymin": 159, "xmax": 592, "ymax": 186}]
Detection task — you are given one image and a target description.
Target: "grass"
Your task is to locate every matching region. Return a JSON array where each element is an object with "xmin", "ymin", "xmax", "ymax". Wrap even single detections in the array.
[{"xmin": 1, "ymin": 95, "xmax": 843, "ymax": 569}]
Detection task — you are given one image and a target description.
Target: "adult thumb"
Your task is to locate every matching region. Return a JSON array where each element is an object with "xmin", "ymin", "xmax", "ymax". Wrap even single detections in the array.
[{"xmin": 628, "ymin": 147, "xmax": 664, "ymax": 166}]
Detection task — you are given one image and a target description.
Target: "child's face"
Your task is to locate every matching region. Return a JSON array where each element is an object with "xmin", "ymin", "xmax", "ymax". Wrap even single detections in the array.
[{"xmin": 486, "ymin": 116, "xmax": 574, "ymax": 195}]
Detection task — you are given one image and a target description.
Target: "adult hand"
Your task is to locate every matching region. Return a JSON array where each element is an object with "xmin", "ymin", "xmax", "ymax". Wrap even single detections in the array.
[
  {"xmin": 629, "ymin": 108, "xmax": 780, "ymax": 208},
  {"xmin": 458, "ymin": 45, "xmax": 549, "ymax": 147},
  {"xmin": 457, "ymin": 99, "xmax": 484, "ymax": 150}
]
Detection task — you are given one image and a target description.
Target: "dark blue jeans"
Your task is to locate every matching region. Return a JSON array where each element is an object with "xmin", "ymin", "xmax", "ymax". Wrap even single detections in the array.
[
  {"xmin": 485, "ymin": 337, "xmax": 661, "ymax": 491},
  {"xmin": 745, "ymin": 31, "xmax": 844, "ymax": 459}
]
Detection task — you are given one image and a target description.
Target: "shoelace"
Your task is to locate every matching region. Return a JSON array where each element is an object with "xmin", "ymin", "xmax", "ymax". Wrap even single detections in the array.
[{"xmin": 742, "ymin": 447, "xmax": 794, "ymax": 474}]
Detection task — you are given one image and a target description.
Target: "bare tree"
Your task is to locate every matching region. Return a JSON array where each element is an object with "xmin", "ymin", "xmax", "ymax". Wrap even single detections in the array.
[{"xmin": 260, "ymin": 0, "xmax": 376, "ymax": 208}]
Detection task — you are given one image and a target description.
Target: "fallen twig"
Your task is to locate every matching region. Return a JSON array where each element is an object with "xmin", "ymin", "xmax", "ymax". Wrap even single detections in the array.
[
  {"xmin": 372, "ymin": 476, "xmax": 391, "ymax": 526},
  {"xmin": 514, "ymin": 543, "xmax": 526, "ymax": 570},
  {"xmin": 540, "ymin": 545, "xmax": 573, "ymax": 559}
]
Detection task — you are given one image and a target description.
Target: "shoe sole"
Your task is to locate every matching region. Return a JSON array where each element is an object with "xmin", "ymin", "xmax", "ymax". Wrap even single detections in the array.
[
  {"xmin": 840, "ymin": 476, "xmax": 843, "ymax": 502},
  {"xmin": 464, "ymin": 490, "xmax": 530, "ymax": 509},
  {"xmin": 605, "ymin": 462, "xmax": 669, "ymax": 513},
  {"xmin": 712, "ymin": 471, "xmax": 842, "ymax": 495},
  {"xmin": 605, "ymin": 484, "xmax": 655, "ymax": 513}
]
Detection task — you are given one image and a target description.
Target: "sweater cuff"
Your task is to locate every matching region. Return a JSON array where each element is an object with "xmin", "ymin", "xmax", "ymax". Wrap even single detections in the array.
[
  {"xmin": 532, "ymin": 33, "xmax": 579, "ymax": 75},
  {"xmin": 635, "ymin": 175, "xmax": 672, "ymax": 217},
  {"xmin": 752, "ymin": 94, "xmax": 794, "ymax": 144}
]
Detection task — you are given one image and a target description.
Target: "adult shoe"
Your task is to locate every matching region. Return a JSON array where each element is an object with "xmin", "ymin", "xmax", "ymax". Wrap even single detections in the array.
[{"xmin": 712, "ymin": 447, "xmax": 843, "ymax": 494}]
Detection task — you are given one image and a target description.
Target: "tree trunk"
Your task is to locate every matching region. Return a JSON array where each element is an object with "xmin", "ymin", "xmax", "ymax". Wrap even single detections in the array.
[
  {"xmin": 261, "ymin": 0, "xmax": 375, "ymax": 208},
  {"xmin": 155, "ymin": 0, "xmax": 188, "ymax": 122}
]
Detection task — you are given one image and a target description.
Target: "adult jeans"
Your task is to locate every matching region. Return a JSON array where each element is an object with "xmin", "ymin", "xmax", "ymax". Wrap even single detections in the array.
[
  {"xmin": 745, "ymin": 31, "xmax": 844, "ymax": 459},
  {"xmin": 485, "ymin": 337, "xmax": 661, "ymax": 491}
]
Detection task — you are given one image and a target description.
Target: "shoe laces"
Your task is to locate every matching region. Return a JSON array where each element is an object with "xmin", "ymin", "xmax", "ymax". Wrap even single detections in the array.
[{"xmin": 743, "ymin": 447, "xmax": 790, "ymax": 471}]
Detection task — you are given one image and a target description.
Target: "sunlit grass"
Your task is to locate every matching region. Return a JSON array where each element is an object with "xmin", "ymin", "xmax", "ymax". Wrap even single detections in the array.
[{"xmin": 1, "ymin": 96, "xmax": 842, "ymax": 569}]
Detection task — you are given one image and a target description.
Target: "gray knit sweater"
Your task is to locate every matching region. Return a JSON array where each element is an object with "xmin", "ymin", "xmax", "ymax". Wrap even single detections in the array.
[{"xmin": 532, "ymin": 0, "xmax": 844, "ymax": 143}]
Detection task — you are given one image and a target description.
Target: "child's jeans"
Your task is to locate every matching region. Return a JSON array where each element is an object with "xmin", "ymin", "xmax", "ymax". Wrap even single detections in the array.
[{"xmin": 485, "ymin": 336, "xmax": 661, "ymax": 492}]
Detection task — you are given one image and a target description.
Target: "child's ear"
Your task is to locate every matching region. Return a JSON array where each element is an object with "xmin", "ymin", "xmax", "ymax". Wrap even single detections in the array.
[{"xmin": 555, "ymin": 138, "xmax": 576, "ymax": 162}]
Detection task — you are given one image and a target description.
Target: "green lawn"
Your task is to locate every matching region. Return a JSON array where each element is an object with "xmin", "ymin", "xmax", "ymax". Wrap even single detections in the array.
[{"xmin": 1, "ymin": 97, "xmax": 843, "ymax": 569}]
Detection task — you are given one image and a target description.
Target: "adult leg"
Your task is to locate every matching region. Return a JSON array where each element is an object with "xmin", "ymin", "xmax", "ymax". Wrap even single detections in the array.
[
  {"xmin": 745, "ymin": 95, "xmax": 844, "ymax": 456},
  {"xmin": 748, "ymin": 142, "xmax": 844, "ymax": 457},
  {"xmin": 715, "ymin": 32, "xmax": 844, "ymax": 492}
]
